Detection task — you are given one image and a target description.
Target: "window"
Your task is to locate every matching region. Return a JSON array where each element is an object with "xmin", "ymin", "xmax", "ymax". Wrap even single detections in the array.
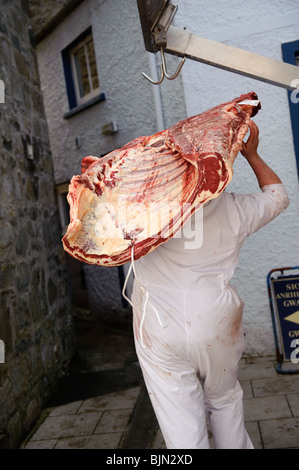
[
  {"xmin": 281, "ymin": 40, "xmax": 299, "ymax": 179},
  {"xmin": 70, "ymin": 33, "xmax": 99, "ymax": 105},
  {"xmin": 62, "ymin": 28, "xmax": 105, "ymax": 116}
]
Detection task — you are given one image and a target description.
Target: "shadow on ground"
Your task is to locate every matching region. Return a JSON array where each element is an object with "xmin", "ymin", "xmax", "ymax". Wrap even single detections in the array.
[{"xmin": 46, "ymin": 317, "xmax": 144, "ymax": 408}]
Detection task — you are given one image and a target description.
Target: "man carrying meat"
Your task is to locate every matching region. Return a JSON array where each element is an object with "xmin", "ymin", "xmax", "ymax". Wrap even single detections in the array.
[{"xmin": 131, "ymin": 120, "xmax": 289, "ymax": 449}]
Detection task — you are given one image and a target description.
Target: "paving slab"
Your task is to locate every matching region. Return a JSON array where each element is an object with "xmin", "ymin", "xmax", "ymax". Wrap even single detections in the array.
[
  {"xmin": 54, "ymin": 433, "xmax": 123, "ymax": 449},
  {"xmin": 94, "ymin": 409, "xmax": 132, "ymax": 434},
  {"xmin": 287, "ymin": 393, "xmax": 299, "ymax": 417},
  {"xmin": 252, "ymin": 374, "xmax": 299, "ymax": 397},
  {"xmin": 24, "ymin": 439, "xmax": 58, "ymax": 449},
  {"xmin": 240, "ymin": 380, "xmax": 253, "ymax": 399},
  {"xmin": 49, "ymin": 400, "xmax": 83, "ymax": 417},
  {"xmin": 244, "ymin": 395, "xmax": 292, "ymax": 421},
  {"xmin": 245, "ymin": 421, "xmax": 263, "ymax": 449},
  {"xmin": 259, "ymin": 417, "xmax": 299, "ymax": 449},
  {"xmin": 78, "ymin": 387, "xmax": 140, "ymax": 414},
  {"xmin": 29, "ymin": 412, "xmax": 102, "ymax": 441},
  {"xmin": 238, "ymin": 356, "xmax": 278, "ymax": 381},
  {"xmin": 152, "ymin": 428, "xmax": 167, "ymax": 450}
]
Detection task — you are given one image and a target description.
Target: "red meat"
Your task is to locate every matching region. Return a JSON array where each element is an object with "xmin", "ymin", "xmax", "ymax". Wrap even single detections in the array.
[{"xmin": 62, "ymin": 92, "xmax": 260, "ymax": 266}]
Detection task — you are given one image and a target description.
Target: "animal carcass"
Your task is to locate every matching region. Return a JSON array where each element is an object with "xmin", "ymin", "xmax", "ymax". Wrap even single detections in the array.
[{"xmin": 62, "ymin": 92, "xmax": 260, "ymax": 266}]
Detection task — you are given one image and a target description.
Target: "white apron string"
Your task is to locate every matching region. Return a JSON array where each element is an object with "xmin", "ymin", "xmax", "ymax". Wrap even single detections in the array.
[{"xmin": 122, "ymin": 244, "xmax": 167, "ymax": 348}]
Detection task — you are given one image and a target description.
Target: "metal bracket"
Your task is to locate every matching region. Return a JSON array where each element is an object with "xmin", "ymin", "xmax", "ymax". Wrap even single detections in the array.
[
  {"xmin": 137, "ymin": 1, "xmax": 299, "ymax": 91},
  {"xmin": 141, "ymin": 2, "xmax": 186, "ymax": 85},
  {"xmin": 165, "ymin": 25, "xmax": 299, "ymax": 91},
  {"xmin": 151, "ymin": 3, "xmax": 177, "ymax": 51},
  {"xmin": 152, "ymin": 24, "xmax": 167, "ymax": 49}
]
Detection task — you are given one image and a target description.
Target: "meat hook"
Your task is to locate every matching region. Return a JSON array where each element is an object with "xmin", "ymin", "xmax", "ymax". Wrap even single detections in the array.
[{"xmin": 142, "ymin": 47, "xmax": 186, "ymax": 85}]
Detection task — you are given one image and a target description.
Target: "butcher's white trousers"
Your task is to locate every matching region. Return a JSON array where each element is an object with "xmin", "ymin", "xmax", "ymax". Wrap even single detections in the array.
[{"xmin": 132, "ymin": 282, "xmax": 254, "ymax": 449}]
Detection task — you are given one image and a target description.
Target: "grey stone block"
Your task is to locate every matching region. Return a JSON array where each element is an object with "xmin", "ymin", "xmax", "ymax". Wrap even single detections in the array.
[{"xmin": 260, "ymin": 417, "xmax": 299, "ymax": 449}]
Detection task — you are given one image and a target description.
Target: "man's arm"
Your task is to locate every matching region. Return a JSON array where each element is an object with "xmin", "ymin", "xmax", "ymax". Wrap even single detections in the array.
[{"xmin": 241, "ymin": 120, "xmax": 282, "ymax": 187}]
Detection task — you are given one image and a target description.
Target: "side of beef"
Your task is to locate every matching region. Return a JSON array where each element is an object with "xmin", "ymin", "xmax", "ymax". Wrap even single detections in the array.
[{"xmin": 62, "ymin": 92, "xmax": 260, "ymax": 266}]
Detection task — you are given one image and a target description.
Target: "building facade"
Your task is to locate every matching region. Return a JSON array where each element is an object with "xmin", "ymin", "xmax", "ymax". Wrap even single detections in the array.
[
  {"xmin": 31, "ymin": 0, "xmax": 187, "ymax": 324},
  {"xmin": 31, "ymin": 0, "xmax": 299, "ymax": 356}
]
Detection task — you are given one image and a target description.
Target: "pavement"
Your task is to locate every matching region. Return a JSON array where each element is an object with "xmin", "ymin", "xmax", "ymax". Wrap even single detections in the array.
[{"xmin": 20, "ymin": 317, "xmax": 299, "ymax": 450}]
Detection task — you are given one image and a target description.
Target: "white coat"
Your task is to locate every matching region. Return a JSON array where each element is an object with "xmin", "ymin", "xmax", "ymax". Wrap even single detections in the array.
[{"xmin": 131, "ymin": 183, "xmax": 289, "ymax": 449}]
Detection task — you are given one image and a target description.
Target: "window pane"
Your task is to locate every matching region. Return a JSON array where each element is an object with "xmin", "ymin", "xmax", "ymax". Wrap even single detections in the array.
[
  {"xmin": 86, "ymin": 39, "xmax": 99, "ymax": 90},
  {"xmin": 74, "ymin": 45, "xmax": 90, "ymax": 97}
]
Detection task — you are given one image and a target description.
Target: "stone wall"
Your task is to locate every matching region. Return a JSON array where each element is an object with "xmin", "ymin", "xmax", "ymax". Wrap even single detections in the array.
[{"xmin": 0, "ymin": 0, "xmax": 75, "ymax": 448}]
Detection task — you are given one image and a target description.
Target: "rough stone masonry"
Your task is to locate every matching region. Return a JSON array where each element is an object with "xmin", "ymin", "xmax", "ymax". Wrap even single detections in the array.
[{"xmin": 0, "ymin": 0, "xmax": 75, "ymax": 448}]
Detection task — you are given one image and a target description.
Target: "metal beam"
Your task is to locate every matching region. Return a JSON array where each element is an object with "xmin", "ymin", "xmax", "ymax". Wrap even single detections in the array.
[{"xmin": 165, "ymin": 26, "xmax": 299, "ymax": 91}]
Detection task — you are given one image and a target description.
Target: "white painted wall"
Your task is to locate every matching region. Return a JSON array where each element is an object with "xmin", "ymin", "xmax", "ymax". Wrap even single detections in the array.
[
  {"xmin": 174, "ymin": 0, "xmax": 299, "ymax": 355},
  {"xmin": 36, "ymin": 0, "xmax": 187, "ymax": 185}
]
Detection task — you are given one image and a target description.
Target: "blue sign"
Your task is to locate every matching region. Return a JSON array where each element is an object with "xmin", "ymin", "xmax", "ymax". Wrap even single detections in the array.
[{"xmin": 271, "ymin": 276, "xmax": 299, "ymax": 361}]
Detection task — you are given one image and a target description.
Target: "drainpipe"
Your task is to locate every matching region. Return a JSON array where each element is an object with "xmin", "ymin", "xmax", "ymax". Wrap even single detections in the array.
[
  {"xmin": 147, "ymin": 52, "xmax": 165, "ymax": 132},
  {"xmin": 121, "ymin": 53, "xmax": 165, "ymax": 305}
]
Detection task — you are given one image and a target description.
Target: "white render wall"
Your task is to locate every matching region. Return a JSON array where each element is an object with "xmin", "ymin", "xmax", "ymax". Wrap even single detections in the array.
[
  {"xmin": 174, "ymin": 0, "xmax": 299, "ymax": 355},
  {"xmin": 36, "ymin": 0, "xmax": 187, "ymax": 185}
]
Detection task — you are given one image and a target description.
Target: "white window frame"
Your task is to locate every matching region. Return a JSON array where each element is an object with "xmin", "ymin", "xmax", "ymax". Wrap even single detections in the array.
[{"xmin": 70, "ymin": 33, "xmax": 100, "ymax": 106}]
